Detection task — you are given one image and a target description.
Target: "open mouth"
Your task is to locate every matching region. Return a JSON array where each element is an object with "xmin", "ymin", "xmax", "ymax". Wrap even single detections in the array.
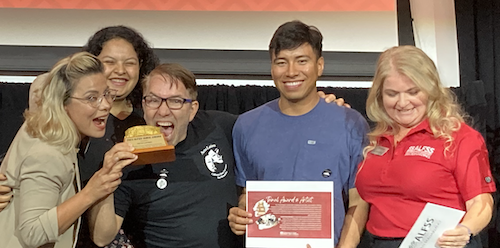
[
  {"xmin": 157, "ymin": 121, "xmax": 174, "ymax": 142},
  {"xmin": 93, "ymin": 116, "xmax": 107, "ymax": 130}
]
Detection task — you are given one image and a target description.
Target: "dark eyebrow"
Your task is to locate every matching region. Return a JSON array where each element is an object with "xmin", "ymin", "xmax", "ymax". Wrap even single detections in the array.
[
  {"xmin": 146, "ymin": 93, "xmax": 183, "ymax": 99},
  {"xmin": 296, "ymin": 55, "xmax": 311, "ymax": 60}
]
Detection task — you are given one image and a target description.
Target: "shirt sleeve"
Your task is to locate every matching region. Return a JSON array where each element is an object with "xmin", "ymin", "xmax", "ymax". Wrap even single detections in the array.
[
  {"xmin": 346, "ymin": 109, "xmax": 370, "ymax": 190},
  {"xmin": 18, "ymin": 151, "xmax": 73, "ymax": 247},
  {"xmin": 453, "ymin": 129, "xmax": 496, "ymax": 201},
  {"xmin": 114, "ymin": 179, "xmax": 133, "ymax": 218},
  {"xmin": 232, "ymin": 118, "xmax": 253, "ymax": 188}
]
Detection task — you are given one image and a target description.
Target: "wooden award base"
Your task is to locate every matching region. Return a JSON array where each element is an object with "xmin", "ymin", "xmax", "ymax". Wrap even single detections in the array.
[{"xmin": 131, "ymin": 145, "xmax": 175, "ymax": 166}]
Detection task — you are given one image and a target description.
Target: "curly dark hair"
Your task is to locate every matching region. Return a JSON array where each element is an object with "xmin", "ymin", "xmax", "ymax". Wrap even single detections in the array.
[{"xmin": 83, "ymin": 25, "xmax": 159, "ymax": 107}]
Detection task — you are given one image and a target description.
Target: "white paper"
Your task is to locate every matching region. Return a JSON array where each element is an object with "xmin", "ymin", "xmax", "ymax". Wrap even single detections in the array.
[
  {"xmin": 245, "ymin": 181, "xmax": 334, "ymax": 248},
  {"xmin": 399, "ymin": 203, "xmax": 465, "ymax": 248}
]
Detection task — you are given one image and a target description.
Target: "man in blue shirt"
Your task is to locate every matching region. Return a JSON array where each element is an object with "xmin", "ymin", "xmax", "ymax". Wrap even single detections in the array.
[{"xmin": 227, "ymin": 20, "xmax": 370, "ymax": 248}]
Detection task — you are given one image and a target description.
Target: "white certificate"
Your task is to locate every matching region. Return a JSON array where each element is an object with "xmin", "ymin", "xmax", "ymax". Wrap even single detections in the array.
[
  {"xmin": 399, "ymin": 203, "xmax": 466, "ymax": 248},
  {"xmin": 245, "ymin": 181, "xmax": 334, "ymax": 248}
]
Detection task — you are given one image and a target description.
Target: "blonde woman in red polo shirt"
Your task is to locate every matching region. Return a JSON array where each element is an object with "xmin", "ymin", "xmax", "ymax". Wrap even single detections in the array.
[{"xmin": 356, "ymin": 46, "xmax": 496, "ymax": 248}]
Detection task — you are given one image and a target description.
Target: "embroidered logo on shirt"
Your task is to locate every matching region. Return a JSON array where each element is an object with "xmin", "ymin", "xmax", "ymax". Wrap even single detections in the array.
[
  {"xmin": 201, "ymin": 144, "xmax": 228, "ymax": 179},
  {"xmin": 405, "ymin": 145, "xmax": 435, "ymax": 159}
]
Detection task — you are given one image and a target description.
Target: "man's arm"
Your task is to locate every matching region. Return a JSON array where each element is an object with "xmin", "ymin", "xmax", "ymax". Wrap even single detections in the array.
[
  {"xmin": 86, "ymin": 142, "xmax": 136, "ymax": 246},
  {"xmin": 228, "ymin": 187, "xmax": 253, "ymax": 235},
  {"xmin": 336, "ymin": 188, "xmax": 368, "ymax": 248}
]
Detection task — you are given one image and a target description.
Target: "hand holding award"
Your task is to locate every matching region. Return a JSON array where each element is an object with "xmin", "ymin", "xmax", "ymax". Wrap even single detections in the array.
[{"xmin": 124, "ymin": 125, "xmax": 175, "ymax": 165}]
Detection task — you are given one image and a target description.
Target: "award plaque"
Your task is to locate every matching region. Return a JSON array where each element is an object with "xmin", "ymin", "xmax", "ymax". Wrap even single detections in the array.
[{"xmin": 124, "ymin": 125, "xmax": 175, "ymax": 165}]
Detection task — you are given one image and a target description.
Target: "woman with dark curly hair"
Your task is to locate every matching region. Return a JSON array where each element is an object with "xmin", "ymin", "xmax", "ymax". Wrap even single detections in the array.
[
  {"xmin": 76, "ymin": 25, "xmax": 159, "ymax": 248},
  {"xmin": 78, "ymin": 25, "xmax": 159, "ymax": 184},
  {"xmin": 83, "ymin": 26, "xmax": 158, "ymax": 109}
]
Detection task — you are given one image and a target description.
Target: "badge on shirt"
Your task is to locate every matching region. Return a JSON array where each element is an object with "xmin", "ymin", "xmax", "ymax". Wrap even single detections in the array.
[
  {"xmin": 156, "ymin": 168, "xmax": 168, "ymax": 190},
  {"xmin": 370, "ymin": 146, "xmax": 389, "ymax": 156}
]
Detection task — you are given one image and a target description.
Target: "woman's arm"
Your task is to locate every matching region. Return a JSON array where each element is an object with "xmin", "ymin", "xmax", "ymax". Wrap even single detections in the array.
[
  {"xmin": 337, "ymin": 188, "xmax": 369, "ymax": 248},
  {"xmin": 461, "ymin": 193, "xmax": 494, "ymax": 235},
  {"xmin": 17, "ymin": 153, "xmax": 76, "ymax": 247},
  {"xmin": 18, "ymin": 143, "xmax": 136, "ymax": 247},
  {"xmin": 437, "ymin": 193, "xmax": 493, "ymax": 247}
]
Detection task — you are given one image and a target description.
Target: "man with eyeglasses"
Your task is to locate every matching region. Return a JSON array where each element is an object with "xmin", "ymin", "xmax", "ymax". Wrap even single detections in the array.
[{"xmin": 90, "ymin": 63, "xmax": 240, "ymax": 248}]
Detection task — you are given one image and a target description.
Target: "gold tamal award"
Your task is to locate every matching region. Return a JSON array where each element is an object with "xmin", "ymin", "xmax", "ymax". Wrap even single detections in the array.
[{"xmin": 124, "ymin": 125, "xmax": 175, "ymax": 165}]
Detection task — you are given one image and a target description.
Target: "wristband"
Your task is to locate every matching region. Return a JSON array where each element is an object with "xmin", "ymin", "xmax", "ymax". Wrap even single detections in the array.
[
  {"xmin": 458, "ymin": 223, "xmax": 472, "ymax": 235},
  {"xmin": 458, "ymin": 223, "xmax": 473, "ymax": 244}
]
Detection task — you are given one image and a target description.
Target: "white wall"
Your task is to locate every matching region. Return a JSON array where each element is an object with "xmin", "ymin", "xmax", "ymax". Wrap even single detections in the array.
[
  {"xmin": 0, "ymin": 8, "xmax": 398, "ymax": 52},
  {"xmin": 0, "ymin": 5, "xmax": 460, "ymax": 87},
  {"xmin": 411, "ymin": 0, "xmax": 460, "ymax": 87}
]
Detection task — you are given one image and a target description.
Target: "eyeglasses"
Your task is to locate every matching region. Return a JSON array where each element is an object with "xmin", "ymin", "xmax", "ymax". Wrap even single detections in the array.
[
  {"xmin": 69, "ymin": 89, "xmax": 118, "ymax": 108},
  {"xmin": 143, "ymin": 95, "xmax": 193, "ymax": 110}
]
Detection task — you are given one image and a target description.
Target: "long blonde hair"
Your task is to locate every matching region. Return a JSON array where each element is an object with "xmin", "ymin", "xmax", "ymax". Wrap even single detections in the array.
[
  {"xmin": 364, "ymin": 46, "xmax": 465, "ymax": 157},
  {"xmin": 24, "ymin": 52, "xmax": 103, "ymax": 154}
]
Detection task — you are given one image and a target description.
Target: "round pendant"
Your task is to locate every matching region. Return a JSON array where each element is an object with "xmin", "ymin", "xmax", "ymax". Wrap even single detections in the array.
[{"xmin": 156, "ymin": 178, "xmax": 168, "ymax": 189}]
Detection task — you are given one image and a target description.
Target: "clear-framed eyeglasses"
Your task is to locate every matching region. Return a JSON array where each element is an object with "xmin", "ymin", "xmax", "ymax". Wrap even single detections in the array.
[
  {"xmin": 69, "ymin": 89, "xmax": 118, "ymax": 108},
  {"xmin": 143, "ymin": 95, "xmax": 193, "ymax": 110}
]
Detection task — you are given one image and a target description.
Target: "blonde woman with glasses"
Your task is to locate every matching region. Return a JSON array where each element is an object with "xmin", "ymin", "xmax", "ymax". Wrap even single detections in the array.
[{"xmin": 0, "ymin": 52, "xmax": 137, "ymax": 248}]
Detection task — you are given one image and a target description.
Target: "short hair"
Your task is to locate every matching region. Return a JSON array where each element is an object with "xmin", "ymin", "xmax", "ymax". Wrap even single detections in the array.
[
  {"xmin": 24, "ymin": 52, "xmax": 104, "ymax": 154},
  {"xmin": 142, "ymin": 63, "xmax": 198, "ymax": 100},
  {"xmin": 269, "ymin": 20, "xmax": 323, "ymax": 59},
  {"xmin": 83, "ymin": 25, "xmax": 159, "ymax": 107},
  {"xmin": 365, "ymin": 45, "xmax": 465, "ymax": 156}
]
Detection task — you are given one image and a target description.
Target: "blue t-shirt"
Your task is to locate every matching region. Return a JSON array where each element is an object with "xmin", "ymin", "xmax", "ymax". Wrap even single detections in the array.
[{"xmin": 233, "ymin": 98, "xmax": 369, "ymax": 245}]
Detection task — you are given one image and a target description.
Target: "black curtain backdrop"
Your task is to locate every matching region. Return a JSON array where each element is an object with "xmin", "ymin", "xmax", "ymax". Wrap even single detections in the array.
[
  {"xmin": 455, "ymin": 0, "xmax": 500, "ymax": 246},
  {"xmin": 0, "ymin": 83, "xmax": 371, "ymax": 154}
]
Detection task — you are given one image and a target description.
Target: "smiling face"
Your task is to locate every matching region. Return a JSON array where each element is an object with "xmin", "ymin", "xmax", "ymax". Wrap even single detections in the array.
[
  {"xmin": 65, "ymin": 73, "xmax": 111, "ymax": 139},
  {"xmin": 142, "ymin": 74, "xmax": 199, "ymax": 146},
  {"xmin": 97, "ymin": 38, "xmax": 140, "ymax": 99},
  {"xmin": 271, "ymin": 43, "xmax": 324, "ymax": 109},
  {"xmin": 382, "ymin": 70, "xmax": 428, "ymax": 131}
]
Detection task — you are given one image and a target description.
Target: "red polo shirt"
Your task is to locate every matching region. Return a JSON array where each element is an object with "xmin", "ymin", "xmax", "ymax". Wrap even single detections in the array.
[{"xmin": 355, "ymin": 119, "xmax": 496, "ymax": 237}]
